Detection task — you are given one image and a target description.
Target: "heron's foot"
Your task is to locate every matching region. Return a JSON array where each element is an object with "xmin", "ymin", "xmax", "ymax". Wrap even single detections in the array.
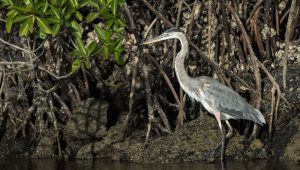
[
  {"xmin": 243, "ymin": 136, "xmax": 255, "ymax": 148},
  {"xmin": 204, "ymin": 147, "xmax": 221, "ymax": 162},
  {"xmin": 203, "ymin": 151, "xmax": 216, "ymax": 162}
]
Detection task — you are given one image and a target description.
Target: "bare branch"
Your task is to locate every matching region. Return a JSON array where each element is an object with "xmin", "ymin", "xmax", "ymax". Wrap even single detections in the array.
[{"xmin": 283, "ymin": 0, "xmax": 298, "ymax": 89}]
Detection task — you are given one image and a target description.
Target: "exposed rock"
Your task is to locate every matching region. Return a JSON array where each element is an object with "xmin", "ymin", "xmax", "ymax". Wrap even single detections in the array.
[
  {"xmin": 63, "ymin": 98, "xmax": 110, "ymax": 157},
  {"xmin": 76, "ymin": 115, "xmax": 267, "ymax": 163},
  {"xmin": 0, "ymin": 139, "xmax": 36, "ymax": 158},
  {"xmin": 64, "ymin": 98, "xmax": 109, "ymax": 140},
  {"xmin": 31, "ymin": 136, "xmax": 56, "ymax": 158},
  {"xmin": 263, "ymin": 64, "xmax": 300, "ymax": 161},
  {"xmin": 282, "ymin": 117, "xmax": 300, "ymax": 161},
  {"xmin": 271, "ymin": 116, "xmax": 300, "ymax": 161}
]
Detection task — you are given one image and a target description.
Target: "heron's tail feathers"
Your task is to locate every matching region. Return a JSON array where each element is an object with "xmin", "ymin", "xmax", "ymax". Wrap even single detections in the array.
[{"xmin": 254, "ymin": 108, "xmax": 266, "ymax": 125}]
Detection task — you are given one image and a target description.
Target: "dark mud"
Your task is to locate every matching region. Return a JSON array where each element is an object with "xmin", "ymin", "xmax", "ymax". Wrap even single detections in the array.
[{"xmin": 74, "ymin": 115, "xmax": 269, "ymax": 163}]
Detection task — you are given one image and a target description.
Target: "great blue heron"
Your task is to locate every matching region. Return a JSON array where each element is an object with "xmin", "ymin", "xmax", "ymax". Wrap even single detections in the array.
[{"xmin": 143, "ymin": 28, "xmax": 266, "ymax": 161}]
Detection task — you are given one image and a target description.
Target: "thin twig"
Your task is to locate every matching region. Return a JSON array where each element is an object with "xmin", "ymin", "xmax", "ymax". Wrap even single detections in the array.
[
  {"xmin": 0, "ymin": 37, "xmax": 33, "ymax": 53},
  {"xmin": 153, "ymin": 95, "xmax": 172, "ymax": 132},
  {"xmin": 226, "ymin": 3, "xmax": 262, "ymax": 138},
  {"xmin": 275, "ymin": 2, "xmax": 280, "ymax": 35},
  {"xmin": 0, "ymin": 68, "xmax": 5, "ymax": 96},
  {"xmin": 143, "ymin": 18, "xmax": 158, "ymax": 39},
  {"xmin": 283, "ymin": 0, "xmax": 297, "ymax": 89},
  {"xmin": 144, "ymin": 53, "xmax": 182, "ymax": 109},
  {"xmin": 123, "ymin": 2, "xmax": 141, "ymax": 136},
  {"xmin": 123, "ymin": 3, "xmax": 136, "ymax": 32},
  {"xmin": 208, "ymin": 0, "xmax": 212, "ymax": 59},
  {"xmin": 14, "ymin": 104, "xmax": 36, "ymax": 138},
  {"xmin": 143, "ymin": 64, "xmax": 154, "ymax": 143},
  {"xmin": 264, "ymin": 0, "xmax": 271, "ymax": 61},
  {"xmin": 280, "ymin": 10, "xmax": 289, "ymax": 25},
  {"xmin": 219, "ymin": 0, "xmax": 232, "ymax": 57},
  {"xmin": 187, "ymin": 0, "xmax": 198, "ymax": 39},
  {"xmin": 37, "ymin": 66, "xmax": 74, "ymax": 80},
  {"xmin": 52, "ymin": 92, "xmax": 72, "ymax": 117},
  {"xmin": 141, "ymin": 0, "xmax": 174, "ymax": 27},
  {"xmin": 157, "ymin": 94, "xmax": 179, "ymax": 110},
  {"xmin": 246, "ymin": 0, "xmax": 264, "ymax": 26},
  {"xmin": 49, "ymin": 99, "xmax": 62, "ymax": 157},
  {"xmin": 125, "ymin": 58, "xmax": 138, "ymax": 132},
  {"xmin": 0, "ymin": 61, "xmax": 74, "ymax": 80},
  {"xmin": 250, "ymin": 7, "xmax": 264, "ymax": 51}
]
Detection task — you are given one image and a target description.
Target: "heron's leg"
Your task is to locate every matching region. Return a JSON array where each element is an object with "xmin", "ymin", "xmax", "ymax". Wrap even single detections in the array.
[
  {"xmin": 205, "ymin": 120, "xmax": 233, "ymax": 162},
  {"xmin": 225, "ymin": 120, "xmax": 233, "ymax": 139},
  {"xmin": 245, "ymin": 123, "xmax": 260, "ymax": 145},
  {"xmin": 211, "ymin": 120, "xmax": 233, "ymax": 151},
  {"xmin": 206, "ymin": 120, "xmax": 233, "ymax": 159},
  {"xmin": 215, "ymin": 112, "xmax": 225, "ymax": 161},
  {"xmin": 250, "ymin": 123, "xmax": 259, "ymax": 139}
]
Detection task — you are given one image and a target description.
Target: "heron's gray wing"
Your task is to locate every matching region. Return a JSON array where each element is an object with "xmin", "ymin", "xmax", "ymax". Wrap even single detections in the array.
[{"xmin": 199, "ymin": 77, "xmax": 264, "ymax": 124}]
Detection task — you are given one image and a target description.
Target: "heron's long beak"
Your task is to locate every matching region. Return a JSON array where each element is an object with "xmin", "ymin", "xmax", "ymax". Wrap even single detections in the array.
[{"xmin": 142, "ymin": 35, "xmax": 163, "ymax": 45}]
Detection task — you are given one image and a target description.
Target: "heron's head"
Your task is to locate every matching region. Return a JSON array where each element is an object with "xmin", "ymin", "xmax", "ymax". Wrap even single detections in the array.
[{"xmin": 143, "ymin": 28, "xmax": 184, "ymax": 45}]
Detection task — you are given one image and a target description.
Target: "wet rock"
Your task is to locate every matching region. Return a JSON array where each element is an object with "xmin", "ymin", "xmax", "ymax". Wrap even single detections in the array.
[
  {"xmin": 75, "ymin": 115, "xmax": 125, "ymax": 159},
  {"xmin": 244, "ymin": 139, "xmax": 268, "ymax": 159},
  {"xmin": 64, "ymin": 98, "xmax": 109, "ymax": 157},
  {"xmin": 272, "ymin": 116, "xmax": 300, "ymax": 161},
  {"xmin": 76, "ymin": 114, "xmax": 267, "ymax": 162},
  {"xmin": 263, "ymin": 64, "xmax": 300, "ymax": 115},
  {"xmin": 64, "ymin": 98, "xmax": 109, "ymax": 140},
  {"xmin": 263, "ymin": 64, "xmax": 300, "ymax": 161},
  {"xmin": 31, "ymin": 136, "xmax": 56, "ymax": 158},
  {"xmin": 0, "ymin": 139, "xmax": 36, "ymax": 158},
  {"xmin": 282, "ymin": 117, "xmax": 300, "ymax": 161}
]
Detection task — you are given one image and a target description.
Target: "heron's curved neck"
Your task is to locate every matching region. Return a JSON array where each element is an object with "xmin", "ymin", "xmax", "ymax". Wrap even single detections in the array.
[{"xmin": 174, "ymin": 35, "xmax": 192, "ymax": 89}]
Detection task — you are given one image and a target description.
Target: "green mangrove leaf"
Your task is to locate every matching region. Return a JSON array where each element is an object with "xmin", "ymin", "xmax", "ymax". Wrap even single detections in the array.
[
  {"xmin": 6, "ymin": 10, "xmax": 18, "ymax": 33},
  {"xmin": 36, "ymin": 17, "xmax": 52, "ymax": 34},
  {"xmin": 75, "ymin": 11, "xmax": 83, "ymax": 21},
  {"xmin": 72, "ymin": 59, "xmax": 82, "ymax": 72},
  {"xmin": 113, "ymin": 51, "xmax": 124, "ymax": 65},
  {"xmin": 51, "ymin": 23, "xmax": 61, "ymax": 36},
  {"xmin": 102, "ymin": 46, "xmax": 109, "ymax": 60},
  {"xmin": 75, "ymin": 37, "xmax": 87, "ymax": 56},
  {"xmin": 19, "ymin": 18, "xmax": 30, "ymax": 36},
  {"xmin": 111, "ymin": 0, "xmax": 117, "ymax": 16},
  {"xmin": 86, "ymin": 12, "xmax": 99, "ymax": 23},
  {"xmin": 94, "ymin": 24, "xmax": 106, "ymax": 41},
  {"xmin": 87, "ymin": 41, "xmax": 100, "ymax": 56},
  {"xmin": 84, "ymin": 59, "xmax": 91, "ymax": 69}
]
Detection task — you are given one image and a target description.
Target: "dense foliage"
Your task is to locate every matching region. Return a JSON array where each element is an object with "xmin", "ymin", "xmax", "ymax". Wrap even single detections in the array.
[{"xmin": 1, "ymin": 0, "xmax": 126, "ymax": 70}]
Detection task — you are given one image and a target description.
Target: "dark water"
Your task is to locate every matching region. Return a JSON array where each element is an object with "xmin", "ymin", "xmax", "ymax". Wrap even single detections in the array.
[{"xmin": 0, "ymin": 159, "xmax": 299, "ymax": 170}]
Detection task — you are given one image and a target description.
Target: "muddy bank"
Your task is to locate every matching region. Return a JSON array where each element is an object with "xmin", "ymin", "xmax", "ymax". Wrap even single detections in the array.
[
  {"xmin": 1, "ymin": 113, "xmax": 299, "ymax": 162},
  {"xmin": 73, "ymin": 115, "xmax": 269, "ymax": 163},
  {"xmin": 272, "ymin": 116, "xmax": 300, "ymax": 161},
  {"xmin": 264, "ymin": 65, "xmax": 300, "ymax": 161}
]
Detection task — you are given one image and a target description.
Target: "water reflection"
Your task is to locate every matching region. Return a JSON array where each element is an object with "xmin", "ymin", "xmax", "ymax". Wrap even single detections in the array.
[{"xmin": 0, "ymin": 159, "xmax": 299, "ymax": 170}]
